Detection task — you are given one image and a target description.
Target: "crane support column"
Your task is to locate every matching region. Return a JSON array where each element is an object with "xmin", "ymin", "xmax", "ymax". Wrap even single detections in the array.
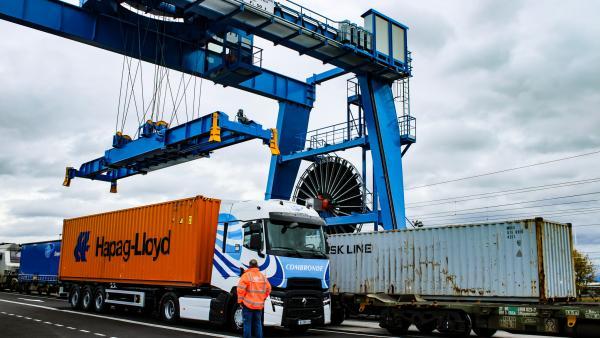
[
  {"xmin": 265, "ymin": 102, "xmax": 312, "ymax": 200},
  {"xmin": 358, "ymin": 76, "xmax": 407, "ymax": 230}
]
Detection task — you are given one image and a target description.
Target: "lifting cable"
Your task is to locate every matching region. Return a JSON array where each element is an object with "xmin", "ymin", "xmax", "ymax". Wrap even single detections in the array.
[{"xmin": 114, "ymin": 9, "xmax": 205, "ymax": 138}]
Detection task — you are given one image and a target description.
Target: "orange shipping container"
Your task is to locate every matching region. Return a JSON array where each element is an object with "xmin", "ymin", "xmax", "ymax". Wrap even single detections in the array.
[{"xmin": 59, "ymin": 196, "xmax": 221, "ymax": 287}]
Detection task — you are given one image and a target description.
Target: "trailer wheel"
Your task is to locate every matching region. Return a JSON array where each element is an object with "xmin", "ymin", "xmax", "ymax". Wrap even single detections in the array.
[
  {"xmin": 81, "ymin": 286, "xmax": 94, "ymax": 311},
  {"xmin": 438, "ymin": 311, "xmax": 472, "ymax": 338},
  {"xmin": 387, "ymin": 324, "xmax": 410, "ymax": 336},
  {"xmin": 473, "ymin": 327, "xmax": 497, "ymax": 337},
  {"xmin": 93, "ymin": 287, "xmax": 108, "ymax": 313},
  {"xmin": 69, "ymin": 286, "xmax": 82, "ymax": 309},
  {"xmin": 159, "ymin": 292, "xmax": 179, "ymax": 323},
  {"xmin": 416, "ymin": 322, "xmax": 436, "ymax": 334},
  {"xmin": 381, "ymin": 308, "xmax": 410, "ymax": 335}
]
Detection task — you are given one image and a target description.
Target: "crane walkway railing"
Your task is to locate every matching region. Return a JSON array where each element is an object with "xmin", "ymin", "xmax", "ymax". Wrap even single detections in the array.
[{"xmin": 292, "ymin": 115, "xmax": 415, "ymax": 155}]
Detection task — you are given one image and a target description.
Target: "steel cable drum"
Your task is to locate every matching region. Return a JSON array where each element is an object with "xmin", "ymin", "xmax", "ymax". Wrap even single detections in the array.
[{"xmin": 293, "ymin": 156, "xmax": 365, "ymax": 234}]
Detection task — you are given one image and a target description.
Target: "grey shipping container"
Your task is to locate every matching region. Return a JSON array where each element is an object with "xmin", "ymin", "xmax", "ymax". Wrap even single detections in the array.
[{"xmin": 328, "ymin": 218, "xmax": 576, "ymax": 302}]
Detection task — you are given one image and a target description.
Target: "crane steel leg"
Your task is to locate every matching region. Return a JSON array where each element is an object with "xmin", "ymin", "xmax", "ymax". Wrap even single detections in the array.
[
  {"xmin": 265, "ymin": 102, "xmax": 313, "ymax": 200},
  {"xmin": 358, "ymin": 76, "xmax": 407, "ymax": 230}
]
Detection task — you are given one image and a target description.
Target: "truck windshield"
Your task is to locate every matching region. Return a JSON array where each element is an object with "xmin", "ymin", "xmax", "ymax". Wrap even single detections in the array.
[
  {"xmin": 266, "ymin": 220, "xmax": 327, "ymax": 259},
  {"xmin": 9, "ymin": 250, "xmax": 20, "ymax": 263}
]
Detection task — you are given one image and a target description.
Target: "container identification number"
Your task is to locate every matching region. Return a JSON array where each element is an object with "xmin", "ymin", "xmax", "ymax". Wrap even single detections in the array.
[{"xmin": 506, "ymin": 225, "xmax": 524, "ymax": 239}]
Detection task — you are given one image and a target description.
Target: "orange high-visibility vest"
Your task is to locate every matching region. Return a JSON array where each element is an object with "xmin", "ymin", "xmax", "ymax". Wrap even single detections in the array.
[{"xmin": 237, "ymin": 267, "xmax": 272, "ymax": 310}]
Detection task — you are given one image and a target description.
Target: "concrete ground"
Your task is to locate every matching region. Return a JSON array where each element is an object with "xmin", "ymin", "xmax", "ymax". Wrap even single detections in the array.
[{"xmin": 0, "ymin": 291, "xmax": 566, "ymax": 338}]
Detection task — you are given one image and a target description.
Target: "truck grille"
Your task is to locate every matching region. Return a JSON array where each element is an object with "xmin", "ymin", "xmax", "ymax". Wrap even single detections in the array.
[
  {"xmin": 287, "ymin": 296, "xmax": 322, "ymax": 308},
  {"xmin": 286, "ymin": 307, "xmax": 323, "ymax": 320}
]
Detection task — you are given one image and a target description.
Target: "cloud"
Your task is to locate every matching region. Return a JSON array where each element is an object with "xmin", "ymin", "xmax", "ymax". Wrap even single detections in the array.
[{"xmin": 0, "ymin": 0, "xmax": 600, "ymax": 256}]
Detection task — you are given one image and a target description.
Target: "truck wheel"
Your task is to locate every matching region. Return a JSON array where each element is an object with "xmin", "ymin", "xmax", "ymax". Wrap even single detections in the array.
[
  {"xmin": 25, "ymin": 283, "xmax": 31, "ymax": 294},
  {"xmin": 81, "ymin": 286, "xmax": 94, "ymax": 311},
  {"xmin": 93, "ymin": 287, "xmax": 108, "ymax": 313},
  {"xmin": 159, "ymin": 292, "xmax": 179, "ymax": 323},
  {"xmin": 473, "ymin": 327, "xmax": 497, "ymax": 337},
  {"xmin": 9, "ymin": 280, "xmax": 17, "ymax": 292},
  {"xmin": 229, "ymin": 302, "xmax": 244, "ymax": 332},
  {"xmin": 69, "ymin": 286, "xmax": 82, "ymax": 309}
]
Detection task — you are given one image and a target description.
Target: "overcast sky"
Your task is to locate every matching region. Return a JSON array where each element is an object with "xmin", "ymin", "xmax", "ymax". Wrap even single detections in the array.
[{"xmin": 1, "ymin": 0, "xmax": 599, "ymax": 265}]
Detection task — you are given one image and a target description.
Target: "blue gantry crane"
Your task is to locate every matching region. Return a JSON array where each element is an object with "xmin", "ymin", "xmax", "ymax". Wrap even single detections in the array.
[{"xmin": 0, "ymin": 0, "xmax": 415, "ymax": 231}]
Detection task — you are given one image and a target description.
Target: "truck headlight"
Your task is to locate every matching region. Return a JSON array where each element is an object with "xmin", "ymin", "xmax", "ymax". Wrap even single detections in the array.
[
  {"xmin": 323, "ymin": 293, "xmax": 331, "ymax": 306},
  {"xmin": 270, "ymin": 296, "xmax": 284, "ymax": 307}
]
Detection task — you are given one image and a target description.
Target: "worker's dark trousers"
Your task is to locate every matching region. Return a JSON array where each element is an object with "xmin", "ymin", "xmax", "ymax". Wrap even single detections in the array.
[{"xmin": 242, "ymin": 306, "xmax": 263, "ymax": 338}]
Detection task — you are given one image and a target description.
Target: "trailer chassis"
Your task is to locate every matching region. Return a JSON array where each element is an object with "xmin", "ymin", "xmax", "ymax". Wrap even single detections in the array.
[{"xmin": 334, "ymin": 293, "xmax": 600, "ymax": 338}]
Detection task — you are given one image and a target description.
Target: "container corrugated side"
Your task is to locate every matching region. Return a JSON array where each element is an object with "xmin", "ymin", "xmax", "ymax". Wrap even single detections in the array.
[
  {"xmin": 59, "ymin": 196, "xmax": 220, "ymax": 287},
  {"xmin": 538, "ymin": 220, "xmax": 576, "ymax": 299},
  {"xmin": 328, "ymin": 218, "xmax": 575, "ymax": 301}
]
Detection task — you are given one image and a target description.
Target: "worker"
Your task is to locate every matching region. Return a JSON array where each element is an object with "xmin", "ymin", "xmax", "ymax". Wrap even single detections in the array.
[{"xmin": 237, "ymin": 259, "xmax": 271, "ymax": 338}]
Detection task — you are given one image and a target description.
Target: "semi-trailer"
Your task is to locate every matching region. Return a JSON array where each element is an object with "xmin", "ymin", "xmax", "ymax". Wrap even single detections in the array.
[
  {"xmin": 17, "ymin": 240, "xmax": 64, "ymax": 295},
  {"xmin": 59, "ymin": 196, "xmax": 331, "ymax": 333},
  {"xmin": 0, "ymin": 243, "xmax": 20, "ymax": 291},
  {"xmin": 328, "ymin": 218, "xmax": 600, "ymax": 337}
]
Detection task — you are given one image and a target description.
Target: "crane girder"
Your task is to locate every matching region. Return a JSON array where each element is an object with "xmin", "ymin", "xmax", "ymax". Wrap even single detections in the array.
[{"xmin": 0, "ymin": 0, "xmax": 316, "ymax": 107}]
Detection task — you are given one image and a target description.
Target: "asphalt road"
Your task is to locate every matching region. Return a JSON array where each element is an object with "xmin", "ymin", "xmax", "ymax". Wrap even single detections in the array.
[
  {"xmin": 0, "ymin": 291, "xmax": 565, "ymax": 338},
  {"xmin": 0, "ymin": 291, "xmax": 394, "ymax": 338}
]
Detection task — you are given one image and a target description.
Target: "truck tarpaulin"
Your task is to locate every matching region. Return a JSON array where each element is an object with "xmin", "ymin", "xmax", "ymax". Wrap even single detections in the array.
[{"xmin": 19, "ymin": 240, "xmax": 61, "ymax": 283}]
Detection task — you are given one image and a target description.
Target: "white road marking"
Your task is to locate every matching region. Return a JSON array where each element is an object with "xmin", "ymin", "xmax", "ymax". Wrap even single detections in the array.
[
  {"xmin": 311, "ymin": 328, "xmax": 393, "ymax": 337},
  {"xmin": 0, "ymin": 298, "xmax": 237, "ymax": 338},
  {"xmin": 12, "ymin": 294, "xmax": 54, "ymax": 301},
  {"xmin": 0, "ymin": 299, "xmax": 57, "ymax": 311},
  {"xmin": 17, "ymin": 297, "xmax": 44, "ymax": 303},
  {"xmin": 0, "ymin": 303, "xmax": 112, "ymax": 337}
]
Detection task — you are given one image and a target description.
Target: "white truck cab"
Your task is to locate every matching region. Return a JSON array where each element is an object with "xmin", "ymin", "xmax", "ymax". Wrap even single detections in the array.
[
  {"xmin": 0, "ymin": 243, "xmax": 20, "ymax": 290},
  {"xmin": 209, "ymin": 199, "xmax": 331, "ymax": 332}
]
